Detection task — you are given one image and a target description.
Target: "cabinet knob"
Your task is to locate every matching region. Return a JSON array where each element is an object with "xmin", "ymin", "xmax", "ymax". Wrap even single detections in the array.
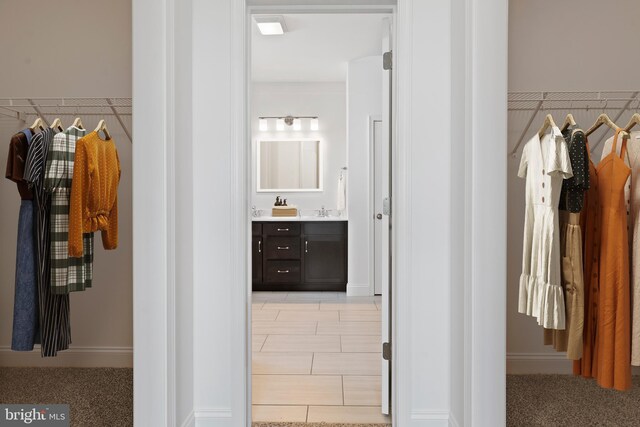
[
  {"xmin": 258, "ymin": 240, "xmax": 262, "ymax": 253},
  {"xmin": 305, "ymin": 240, "xmax": 309, "ymax": 253},
  {"xmin": 277, "ymin": 269, "xmax": 290, "ymax": 274},
  {"xmin": 277, "ymin": 246, "xmax": 290, "ymax": 250},
  {"xmin": 277, "ymin": 228, "xmax": 290, "ymax": 232}
]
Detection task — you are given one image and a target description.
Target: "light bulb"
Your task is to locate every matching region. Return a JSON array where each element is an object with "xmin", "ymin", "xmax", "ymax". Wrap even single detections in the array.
[
  {"xmin": 310, "ymin": 118, "xmax": 319, "ymax": 131},
  {"xmin": 293, "ymin": 118, "xmax": 301, "ymax": 131},
  {"xmin": 259, "ymin": 118, "xmax": 268, "ymax": 131},
  {"xmin": 276, "ymin": 119, "xmax": 285, "ymax": 131}
]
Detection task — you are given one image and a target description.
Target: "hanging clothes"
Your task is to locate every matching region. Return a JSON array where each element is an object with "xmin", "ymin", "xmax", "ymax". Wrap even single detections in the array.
[
  {"xmin": 44, "ymin": 126, "xmax": 94, "ymax": 294},
  {"xmin": 601, "ymin": 130, "xmax": 640, "ymax": 366},
  {"xmin": 23, "ymin": 127, "xmax": 71, "ymax": 357},
  {"xmin": 69, "ymin": 131, "xmax": 120, "ymax": 257},
  {"xmin": 592, "ymin": 130, "xmax": 631, "ymax": 391},
  {"xmin": 518, "ymin": 126, "xmax": 573, "ymax": 329},
  {"xmin": 5, "ymin": 128, "xmax": 40, "ymax": 351},
  {"xmin": 544, "ymin": 127, "xmax": 588, "ymax": 359}
]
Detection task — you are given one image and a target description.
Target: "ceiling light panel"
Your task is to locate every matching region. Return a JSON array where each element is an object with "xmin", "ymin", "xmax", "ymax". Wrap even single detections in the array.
[{"xmin": 255, "ymin": 16, "xmax": 287, "ymax": 36}]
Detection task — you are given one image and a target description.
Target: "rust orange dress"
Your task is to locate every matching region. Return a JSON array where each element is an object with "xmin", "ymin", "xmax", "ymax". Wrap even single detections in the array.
[
  {"xmin": 594, "ymin": 130, "xmax": 632, "ymax": 391},
  {"xmin": 574, "ymin": 138, "xmax": 600, "ymax": 378}
]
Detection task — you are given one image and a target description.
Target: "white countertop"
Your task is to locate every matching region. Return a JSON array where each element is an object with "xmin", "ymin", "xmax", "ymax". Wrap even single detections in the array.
[{"xmin": 252, "ymin": 215, "xmax": 348, "ymax": 222}]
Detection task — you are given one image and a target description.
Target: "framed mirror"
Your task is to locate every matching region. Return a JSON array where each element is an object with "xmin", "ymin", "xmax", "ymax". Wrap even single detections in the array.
[{"xmin": 257, "ymin": 139, "xmax": 323, "ymax": 192}]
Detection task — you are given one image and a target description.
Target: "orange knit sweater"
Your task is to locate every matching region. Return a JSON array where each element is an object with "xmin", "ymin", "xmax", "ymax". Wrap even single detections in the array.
[{"xmin": 69, "ymin": 131, "xmax": 121, "ymax": 257}]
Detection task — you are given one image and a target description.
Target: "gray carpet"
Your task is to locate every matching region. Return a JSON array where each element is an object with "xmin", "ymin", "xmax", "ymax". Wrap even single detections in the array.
[
  {"xmin": 507, "ymin": 375, "xmax": 640, "ymax": 426},
  {"xmin": 0, "ymin": 368, "xmax": 132, "ymax": 427}
]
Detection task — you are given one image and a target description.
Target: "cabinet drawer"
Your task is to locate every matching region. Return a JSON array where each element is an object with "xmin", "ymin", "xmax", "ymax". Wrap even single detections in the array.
[
  {"xmin": 266, "ymin": 237, "xmax": 301, "ymax": 260},
  {"xmin": 265, "ymin": 261, "xmax": 301, "ymax": 283},
  {"xmin": 303, "ymin": 221, "xmax": 346, "ymax": 235},
  {"xmin": 265, "ymin": 223, "xmax": 301, "ymax": 236}
]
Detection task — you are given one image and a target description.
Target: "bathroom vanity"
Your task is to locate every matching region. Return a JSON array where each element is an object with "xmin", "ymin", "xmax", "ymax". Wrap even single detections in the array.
[{"xmin": 252, "ymin": 217, "xmax": 348, "ymax": 291}]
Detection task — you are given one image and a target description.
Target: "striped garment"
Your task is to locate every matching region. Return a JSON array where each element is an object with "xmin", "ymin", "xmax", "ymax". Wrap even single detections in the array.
[
  {"xmin": 44, "ymin": 126, "xmax": 94, "ymax": 294},
  {"xmin": 24, "ymin": 127, "xmax": 71, "ymax": 357}
]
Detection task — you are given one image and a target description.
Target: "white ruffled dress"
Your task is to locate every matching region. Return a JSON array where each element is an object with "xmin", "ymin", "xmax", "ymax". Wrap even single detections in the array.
[{"xmin": 518, "ymin": 126, "xmax": 573, "ymax": 330}]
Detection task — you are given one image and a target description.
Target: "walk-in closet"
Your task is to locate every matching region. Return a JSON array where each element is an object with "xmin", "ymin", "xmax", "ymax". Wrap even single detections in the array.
[{"xmin": 0, "ymin": 1, "xmax": 132, "ymax": 425}]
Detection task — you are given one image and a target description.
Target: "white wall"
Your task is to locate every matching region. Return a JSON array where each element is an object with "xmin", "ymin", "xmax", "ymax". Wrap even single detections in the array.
[
  {"xmin": 507, "ymin": 0, "xmax": 640, "ymax": 373},
  {"xmin": 0, "ymin": 0, "xmax": 132, "ymax": 367},
  {"xmin": 251, "ymin": 82, "xmax": 346, "ymax": 211},
  {"xmin": 346, "ymin": 56, "xmax": 382, "ymax": 295}
]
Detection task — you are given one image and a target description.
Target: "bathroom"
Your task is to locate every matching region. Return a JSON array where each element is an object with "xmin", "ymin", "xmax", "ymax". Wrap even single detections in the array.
[{"xmin": 249, "ymin": 12, "xmax": 392, "ymax": 424}]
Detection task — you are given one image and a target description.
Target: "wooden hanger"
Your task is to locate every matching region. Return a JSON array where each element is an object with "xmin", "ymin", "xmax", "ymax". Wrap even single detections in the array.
[
  {"xmin": 30, "ymin": 117, "xmax": 45, "ymax": 131},
  {"xmin": 561, "ymin": 113, "xmax": 576, "ymax": 131},
  {"xmin": 585, "ymin": 113, "xmax": 624, "ymax": 137},
  {"xmin": 537, "ymin": 114, "xmax": 557, "ymax": 139},
  {"xmin": 94, "ymin": 119, "xmax": 112, "ymax": 140},
  {"xmin": 72, "ymin": 117, "xmax": 85, "ymax": 130},
  {"xmin": 50, "ymin": 118, "xmax": 64, "ymax": 132},
  {"xmin": 624, "ymin": 113, "xmax": 640, "ymax": 132}
]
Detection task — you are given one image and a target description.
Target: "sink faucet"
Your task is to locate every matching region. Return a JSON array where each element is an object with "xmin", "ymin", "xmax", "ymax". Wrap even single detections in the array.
[{"xmin": 318, "ymin": 206, "xmax": 328, "ymax": 217}]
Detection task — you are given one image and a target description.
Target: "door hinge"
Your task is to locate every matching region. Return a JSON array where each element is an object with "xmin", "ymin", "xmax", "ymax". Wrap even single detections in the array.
[
  {"xmin": 383, "ymin": 51, "xmax": 393, "ymax": 70},
  {"xmin": 383, "ymin": 197, "xmax": 391, "ymax": 216},
  {"xmin": 382, "ymin": 342, "xmax": 391, "ymax": 360}
]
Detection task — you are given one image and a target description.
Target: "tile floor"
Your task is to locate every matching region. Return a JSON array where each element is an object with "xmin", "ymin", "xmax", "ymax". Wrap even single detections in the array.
[{"xmin": 252, "ymin": 291, "xmax": 390, "ymax": 424}]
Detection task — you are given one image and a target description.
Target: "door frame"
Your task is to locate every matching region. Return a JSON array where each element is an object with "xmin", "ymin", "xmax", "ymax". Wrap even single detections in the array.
[{"xmin": 369, "ymin": 115, "xmax": 383, "ymax": 296}]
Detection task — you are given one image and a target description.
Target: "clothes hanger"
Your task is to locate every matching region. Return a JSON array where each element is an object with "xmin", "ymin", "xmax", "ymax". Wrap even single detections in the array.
[
  {"xmin": 537, "ymin": 113, "xmax": 557, "ymax": 139},
  {"xmin": 624, "ymin": 113, "xmax": 640, "ymax": 133},
  {"xmin": 561, "ymin": 113, "xmax": 576, "ymax": 132},
  {"xmin": 585, "ymin": 113, "xmax": 624, "ymax": 137},
  {"xmin": 30, "ymin": 117, "xmax": 45, "ymax": 131},
  {"xmin": 72, "ymin": 117, "xmax": 85, "ymax": 130},
  {"xmin": 50, "ymin": 118, "xmax": 64, "ymax": 132},
  {"xmin": 94, "ymin": 119, "xmax": 112, "ymax": 140}
]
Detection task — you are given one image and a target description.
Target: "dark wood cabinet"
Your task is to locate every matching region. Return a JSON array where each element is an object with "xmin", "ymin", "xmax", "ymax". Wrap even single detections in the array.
[{"xmin": 252, "ymin": 220, "xmax": 347, "ymax": 291}]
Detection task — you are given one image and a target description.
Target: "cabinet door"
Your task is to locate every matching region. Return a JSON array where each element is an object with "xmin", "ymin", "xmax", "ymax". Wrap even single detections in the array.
[
  {"xmin": 303, "ymin": 234, "xmax": 347, "ymax": 284},
  {"xmin": 252, "ymin": 235, "xmax": 263, "ymax": 284}
]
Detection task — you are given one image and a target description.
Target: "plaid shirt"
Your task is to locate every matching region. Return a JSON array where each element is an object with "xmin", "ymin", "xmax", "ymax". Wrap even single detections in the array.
[{"xmin": 44, "ymin": 126, "xmax": 94, "ymax": 294}]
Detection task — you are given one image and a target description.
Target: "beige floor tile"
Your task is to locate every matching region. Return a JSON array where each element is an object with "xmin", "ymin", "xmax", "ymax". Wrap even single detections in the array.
[
  {"xmin": 286, "ymin": 292, "xmax": 340, "ymax": 301},
  {"xmin": 312, "ymin": 353, "xmax": 381, "ymax": 375},
  {"xmin": 252, "ymin": 310, "xmax": 279, "ymax": 321},
  {"xmin": 339, "ymin": 311, "xmax": 382, "ymax": 322},
  {"xmin": 307, "ymin": 406, "xmax": 390, "ymax": 423},
  {"xmin": 252, "ymin": 375, "xmax": 343, "ymax": 405},
  {"xmin": 262, "ymin": 335, "xmax": 341, "ymax": 353},
  {"xmin": 343, "ymin": 376, "xmax": 382, "ymax": 406},
  {"xmin": 252, "ymin": 405, "xmax": 308, "ymax": 422},
  {"xmin": 252, "ymin": 353, "xmax": 313, "ymax": 374},
  {"xmin": 252, "ymin": 302, "xmax": 265, "ymax": 309},
  {"xmin": 263, "ymin": 302, "xmax": 320, "ymax": 311},
  {"xmin": 276, "ymin": 310, "xmax": 339, "ymax": 322},
  {"xmin": 252, "ymin": 321, "xmax": 317, "ymax": 335},
  {"xmin": 253, "ymin": 292, "xmax": 289, "ymax": 301},
  {"xmin": 252, "ymin": 334, "xmax": 267, "ymax": 352},
  {"xmin": 341, "ymin": 335, "xmax": 382, "ymax": 353},
  {"xmin": 317, "ymin": 321, "xmax": 382, "ymax": 336},
  {"xmin": 320, "ymin": 302, "xmax": 378, "ymax": 311},
  {"xmin": 336, "ymin": 295, "xmax": 377, "ymax": 302}
]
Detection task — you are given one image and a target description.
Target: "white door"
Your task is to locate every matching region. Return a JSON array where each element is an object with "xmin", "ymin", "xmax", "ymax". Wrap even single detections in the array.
[
  {"xmin": 380, "ymin": 16, "xmax": 392, "ymax": 416},
  {"xmin": 373, "ymin": 119, "xmax": 384, "ymax": 296}
]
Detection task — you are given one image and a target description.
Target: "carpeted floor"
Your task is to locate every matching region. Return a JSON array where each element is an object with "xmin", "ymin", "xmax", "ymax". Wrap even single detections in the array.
[
  {"xmin": 507, "ymin": 375, "xmax": 640, "ymax": 426},
  {"xmin": 2, "ymin": 369, "xmax": 640, "ymax": 426},
  {"xmin": 0, "ymin": 368, "xmax": 132, "ymax": 427}
]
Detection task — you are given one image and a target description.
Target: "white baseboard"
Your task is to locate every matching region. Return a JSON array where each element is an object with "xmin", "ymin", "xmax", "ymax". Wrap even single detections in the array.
[
  {"xmin": 411, "ymin": 410, "xmax": 450, "ymax": 427},
  {"xmin": 507, "ymin": 352, "xmax": 572, "ymax": 374},
  {"xmin": 0, "ymin": 346, "xmax": 133, "ymax": 368},
  {"xmin": 194, "ymin": 408, "xmax": 233, "ymax": 427},
  {"xmin": 346, "ymin": 283, "xmax": 373, "ymax": 296},
  {"xmin": 181, "ymin": 411, "xmax": 195, "ymax": 427}
]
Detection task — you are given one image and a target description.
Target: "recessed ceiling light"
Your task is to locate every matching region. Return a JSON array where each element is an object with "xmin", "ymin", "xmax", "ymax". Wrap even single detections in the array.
[{"xmin": 254, "ymin": 16, "xmax": 287, "ymax": 36}]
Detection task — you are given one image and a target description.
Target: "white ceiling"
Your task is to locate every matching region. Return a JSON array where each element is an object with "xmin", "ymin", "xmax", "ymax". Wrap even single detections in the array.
[{"xmin": 251, "ymin": 14, "xmax": 389, "ymax": 82}]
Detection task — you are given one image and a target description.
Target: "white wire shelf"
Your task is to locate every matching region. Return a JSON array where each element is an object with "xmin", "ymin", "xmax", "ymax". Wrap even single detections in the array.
[{"xmin": 0, "ymin": 97, "xmax": 132, "ymax": 142}]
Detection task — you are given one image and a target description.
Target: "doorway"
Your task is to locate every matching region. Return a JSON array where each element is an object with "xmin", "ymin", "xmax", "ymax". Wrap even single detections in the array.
[{"xmin": 248, "ymin": 7, "xmax": 395, "ymax": 424}]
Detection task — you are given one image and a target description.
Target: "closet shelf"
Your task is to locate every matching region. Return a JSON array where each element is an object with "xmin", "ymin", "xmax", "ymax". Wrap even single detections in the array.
[
  {"xmin": 0, "ymin": 97, "xmax": 132, "ymax": 143},
  {"xmin": 509, "ymin": 91, "xmax": 640, "ymax": 157}
]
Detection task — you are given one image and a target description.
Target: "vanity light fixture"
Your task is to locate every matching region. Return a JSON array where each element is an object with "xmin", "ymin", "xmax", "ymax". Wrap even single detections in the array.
[
  {"xmin": 258, "ymin": 115, "xmax": 320, "ymax": 132},
  {"xmin": 254, "ymin": 16, "xmax": 287, "ymax": 36}
]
